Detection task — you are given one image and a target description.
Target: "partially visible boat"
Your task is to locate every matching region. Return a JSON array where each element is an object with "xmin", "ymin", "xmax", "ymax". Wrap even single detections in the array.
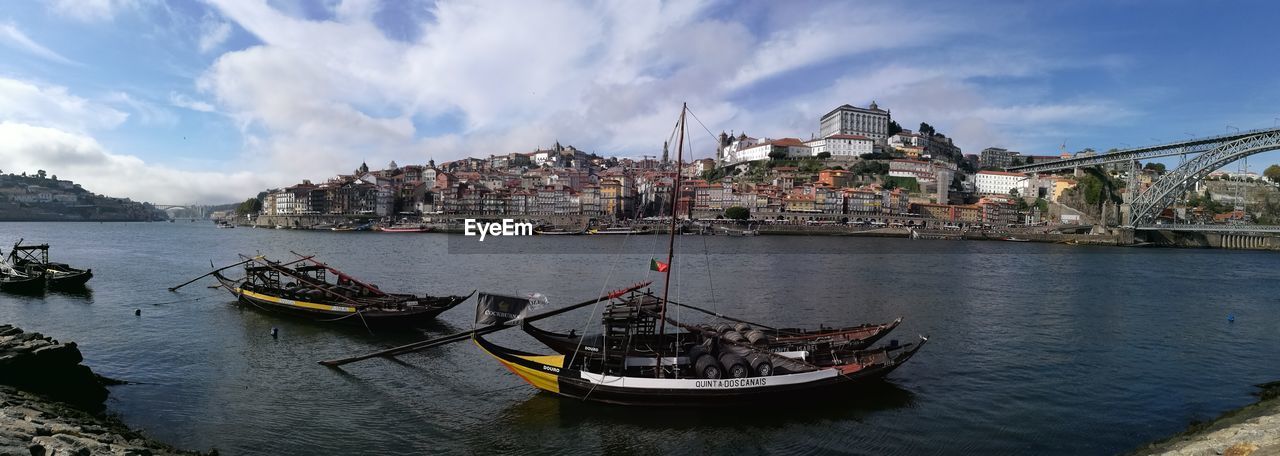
[
  {"xmin": 0, "ymin": 255, "xmax": 44, "ymax": 294},
  {"xmin": 6, "ymin": 240, "xmax": 91, "ymax": 290},
  {"xmin": 1004, "ymin": 237, "xmax": 1031, "ymax": 242},
  {"xmin": 215, "ymin": 220, "xmax": 235, "ymax": 229}
]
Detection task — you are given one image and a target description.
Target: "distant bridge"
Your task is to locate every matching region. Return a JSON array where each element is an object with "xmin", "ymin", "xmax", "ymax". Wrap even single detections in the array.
[{"xmin": 1007, "ymin": 127, "xmax": 1280, "ymax": 227}]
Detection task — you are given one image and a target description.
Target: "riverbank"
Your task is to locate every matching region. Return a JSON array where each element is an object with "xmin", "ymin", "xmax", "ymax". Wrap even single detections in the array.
[
  {"xmin": 0, "ymin": 324, "xmax": 203, "ymax": 455},
  {"xmin": 1131, "ymin": 382, "xmax": 1280, "ymax": 456}
]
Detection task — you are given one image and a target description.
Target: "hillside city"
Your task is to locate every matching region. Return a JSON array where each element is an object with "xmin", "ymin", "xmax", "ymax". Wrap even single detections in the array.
[
  {"xmin": 226, "ymin": 102, "xmax": 1280, "ymax": 227},
  {"xmin": 0, "ymin": 170, "xmax": 166, "ymax": 221}
]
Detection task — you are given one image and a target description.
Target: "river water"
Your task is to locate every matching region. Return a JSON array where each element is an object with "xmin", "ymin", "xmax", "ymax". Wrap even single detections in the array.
[{"xmin": 1, "ymin": 222, "xmax": 1277, "ymax": 455}]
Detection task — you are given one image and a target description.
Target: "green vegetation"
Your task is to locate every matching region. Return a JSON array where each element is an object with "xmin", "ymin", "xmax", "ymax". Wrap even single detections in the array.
[
  {"xmin": 1035, "ymin": 198, "xmax": 1049, "ymax": 214},
  {"xmin": 918, "ymin": 122, "xmax": 936, "ymax": 136},
  {"xmin": 724, "ymin": 206, "xmax": 750, "ymax": 220},
  {"xmin": 816, "ymin": 151, "xmax": 831, "ymax": 159},
  {"xmin": 888, "ymin": 120, "xmax": 903, "ymax": 136},
  {"xmin": 1144, "ymin": 162, "xmax": 1168, "ymax": 174},
  {"xmin": 883, "ymin": 176, "xmax": 920, "ymax": 192},
  {"xmin": 236, "ymin": 197, "xmax": 263, "ymax": 216},
  {"xmin": 1265, "ymin": 164, "xmax": 1280, "ymax": 183},
  {"xmin": 798, "ymin": 159, "xmax": 824, "ymax": 174},
  {"xmin": 768, "ymin": 149, "xmax": 788, "ymax": 160},
  {"xmin": 849, "ymin": 160, "xmax": 889, "ymax": 176}
]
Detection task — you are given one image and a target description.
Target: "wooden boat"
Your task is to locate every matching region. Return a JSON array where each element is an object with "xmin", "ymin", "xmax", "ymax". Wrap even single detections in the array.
[
  {"xmin": 589, "ymin": 226, "xmax": 653, "ymax": 235},
  {"xmin": 470, "ymin": 104, "xmax": 926, "ymax": 406},
  {"xmin": 210, "ymin": 255, "xmax": 471, "ymax": 328},
  {"xmin": 534, "ymin": 227, "xmax": 584, "ymax": 235},
  {"xmin": 474, "ymin": 325, "xmax": 924, "ymax": 406},
  {"xmin": 6, "ymin": 241, "xmax": 92, "ymax": 290},
  {"xmin": 379, "ymin": 224, "xmax": 432, "ymax": 233}
]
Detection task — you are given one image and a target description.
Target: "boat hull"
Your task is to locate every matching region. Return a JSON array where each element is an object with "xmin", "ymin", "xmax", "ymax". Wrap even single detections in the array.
[
  {"xmin": 214, "ymin": 273, "xmax": 467, "ymax": 328},
  {"xmin": 474, "ymin": 334, "xmax": 925, "ymax": 406},
  {"xmin": 0, "ymin": 276, "xmax": 45, "ymax": 294}
]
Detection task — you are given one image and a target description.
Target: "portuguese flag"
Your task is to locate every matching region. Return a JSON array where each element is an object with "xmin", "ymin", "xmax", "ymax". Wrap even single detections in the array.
[{"xmin": 649, "ymin": 259, "xmax": 670, "ymax": 272}]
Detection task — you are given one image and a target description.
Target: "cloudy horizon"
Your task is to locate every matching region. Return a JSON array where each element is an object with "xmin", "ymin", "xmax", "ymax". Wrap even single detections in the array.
[{"xmin": 2, "ymin": 0, "xmax": 1278, "ymax": 204}]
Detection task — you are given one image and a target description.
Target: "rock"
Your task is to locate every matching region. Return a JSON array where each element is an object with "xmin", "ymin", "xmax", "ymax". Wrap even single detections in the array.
[{"xmin": 1224, "ymin": 442, "xmax": 1260, "ymax": 456}]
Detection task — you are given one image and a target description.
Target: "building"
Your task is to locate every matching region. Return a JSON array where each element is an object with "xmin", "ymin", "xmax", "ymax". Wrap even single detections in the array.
[
  {"xmin": 813, "ymin": 134, "xmax": 874, "ymax": 158},
  {"xmin": 721, "ymin": 137, "xmax": 809, "ymax": 165},
  {"xmin": 979, "ymin": 148, "xmax": 1020, "ymax": 168},
  {"xmin": 975, "ymin": 171, "xmax": 1028, "ymax": 195},
  {"xmin": 819, "ymin": 102, "xmax": 891, "ymax": 141}
]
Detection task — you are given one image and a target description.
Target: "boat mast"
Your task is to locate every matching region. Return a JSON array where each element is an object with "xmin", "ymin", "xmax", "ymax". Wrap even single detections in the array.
[{"xmin": 655, "ymin": 103, "xmax": 686, "ymax": 377}]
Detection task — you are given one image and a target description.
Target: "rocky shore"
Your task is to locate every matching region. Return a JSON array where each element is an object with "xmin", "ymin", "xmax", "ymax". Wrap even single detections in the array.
[
  {"xmin": 1131, "ymin": 382, "xmax": 1280, "ymax": 456},
  {"xmin": 0, "ymin": 324, "xmax": 203, "ymax": 455}
]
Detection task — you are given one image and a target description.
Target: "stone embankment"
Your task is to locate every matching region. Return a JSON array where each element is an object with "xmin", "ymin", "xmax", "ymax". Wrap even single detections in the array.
[
  {"xmin": 1131, "ymin": 382, "xmax": 1280, "ymax": 456},
  {"xmin": 0, "ymin": 324, "xmax": 202, "ymax": 455}
]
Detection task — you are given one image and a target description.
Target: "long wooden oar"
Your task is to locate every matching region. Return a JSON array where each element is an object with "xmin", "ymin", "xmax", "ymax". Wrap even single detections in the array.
[
  {"xmin": 169, "ymin": 257, "xmax": 262, "ymax": 291},
  {"xmin": 171, "ymin": 255, "xmax": 318, "ymax": 292},
  {"xmin": 319, "ymin": 281, "xmax": 652, "ymax": 367}
]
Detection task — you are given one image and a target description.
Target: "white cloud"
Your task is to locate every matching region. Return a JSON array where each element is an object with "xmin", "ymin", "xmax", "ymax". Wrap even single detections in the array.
[
  {"xmin": 0, "ymin": 23, "xmax": 79, "ymax": 65},
  {"xmin": 0, "ymin": 122, "xmax": 275, "ymax": 204},
  {"xmin": 0, "ymin": 77, "xmax": 128, "ymax": 132},
  {"xmin": 197, "ymin": 14, "xmax": 232, "ymax": 53},
  {"xmin": 104, "ymin": 91, "xmax": 177, "ymax": 127},
  {"xmin": 48, "ymin": 0, "xmax": 140, "ymax": 23},
  {"xmin": 169, "ymin": 92, "xmax": 215, "ymax": 112}
]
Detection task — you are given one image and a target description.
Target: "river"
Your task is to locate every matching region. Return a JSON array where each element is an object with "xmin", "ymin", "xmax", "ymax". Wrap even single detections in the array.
[{"xmin": 1, "ymin": 221, "xmax": 1277, "ymax": 455}]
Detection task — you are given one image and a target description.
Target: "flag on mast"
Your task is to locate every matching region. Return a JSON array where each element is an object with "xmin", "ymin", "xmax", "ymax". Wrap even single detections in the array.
[{"xmin": 649, "ymin": 258, "xmax": 669, "ymax": 272}]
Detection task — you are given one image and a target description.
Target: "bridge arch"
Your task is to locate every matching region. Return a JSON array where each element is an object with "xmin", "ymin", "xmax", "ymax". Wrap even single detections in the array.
[{"xmin": 1130, "ymin": 131, "xmax": 1280, "ymax": 226}]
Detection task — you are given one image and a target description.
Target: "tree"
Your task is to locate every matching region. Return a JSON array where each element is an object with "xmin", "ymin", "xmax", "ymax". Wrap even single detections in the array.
[
  {"xmin": 816, "ymin": 151, "xmax": 832, "ymax": 159},
  {"xmin": 1144, "ymin": 162, "xmax": 1168, "ymax": 174},
  {"xmin": 918, "ymin": 122, "xmax": 936, "ymax": 136},
  {"xmin": 888, "ymin": 120, "xmax": 903, "ymax": 136},
  {"xmin": 235, "ymin": 197, "xmax": 263, "ymax": 216},
  {"xmin": 1035, "ymin": 198, "xmax": 1049, "ymax": 214},
  {"xmin": 36, "ymin": 170, "xmax": 46, "ymax": 179},
  {"xmin": 724, "ymin": 206, "xmax": 750, "ymax": 221},
  {"xmin": 1009, "ymin": 188, "xmax": 1020, "ymax": 198},
  {"xmin": 1265, "ymin": 164, "xmax": 1280, "ymax": 183},
  {"xmin": 1024, "ymin": 156, "xmax": 1035, "ymax": 164},
  {"xmin": 768, "ymin": 149, "xmax": 788, "ymax": 160}
]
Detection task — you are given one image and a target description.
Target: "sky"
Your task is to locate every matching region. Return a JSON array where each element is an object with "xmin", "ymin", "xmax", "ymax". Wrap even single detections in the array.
[{"xmin": 1, "ymin": 0, "xmax": 1278, "ymax": 204}]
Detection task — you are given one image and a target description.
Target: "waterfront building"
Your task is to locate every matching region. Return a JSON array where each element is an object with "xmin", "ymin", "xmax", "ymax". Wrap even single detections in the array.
[{"xmin": 819, "ymin": 102, "xmax": 890, "ymax": 141}]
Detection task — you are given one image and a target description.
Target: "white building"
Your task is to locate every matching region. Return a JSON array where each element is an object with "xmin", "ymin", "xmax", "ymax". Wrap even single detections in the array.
[
  {"xmin": 819, "ymin": 102, "xmax": 891, "ymax": 141},
  {"xmin": 717, "ymin": 133, "xmax": 759, "ymax": 165},
  {"xmin": 722, "ymin": 138, "xmax": 808, "ymax": 165},
  {"xmin": 814, "ymin": 134, "xmax": 874, "ymax": 157},
  {"xmin": 975, "ymin": 171, "xmax": 1028, "ymax": 195}
]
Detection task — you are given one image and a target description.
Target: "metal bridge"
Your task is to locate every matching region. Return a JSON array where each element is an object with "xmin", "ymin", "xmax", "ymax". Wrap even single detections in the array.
[
  {"xmin": 1006, "ymin": 126, "xmax": 1280, "ymax": 228},
  {"xmin": 1134, "ymin": 224, "xmax": 1280, "ymax": 233}
]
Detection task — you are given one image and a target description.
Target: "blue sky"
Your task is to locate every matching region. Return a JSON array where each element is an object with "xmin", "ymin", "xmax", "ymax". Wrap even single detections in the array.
[{"xmin": 1, "ymin": 0, "xmax": 1278, "ymax": 204}]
